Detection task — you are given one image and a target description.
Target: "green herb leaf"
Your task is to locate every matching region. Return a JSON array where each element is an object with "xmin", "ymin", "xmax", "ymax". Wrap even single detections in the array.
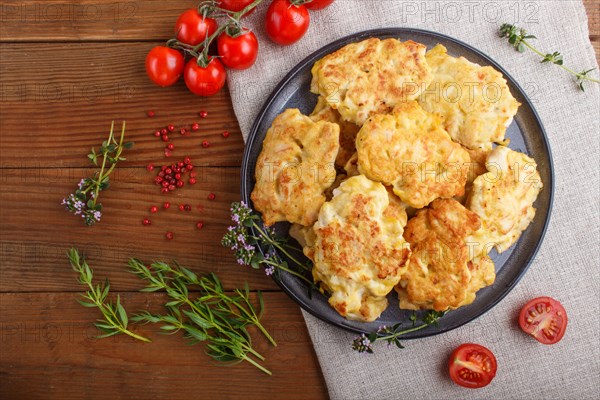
[
  {"xmin": 499, "ymin": 23, "xmax": 599, "ymax": 91},
  {"xmin": 77, "ymin": 299, "xmax": 97, "ymax": 308},
  {"xmin": 116, "ymin": 295, "xmax": 128, "ymax": 328},
  {"xmin": 128, "ymin": 259, "xmax": 274, "ymax": 374},
  {"xmin": 69, "ymin": 248, "xmax": 151, "ymax": 343}
]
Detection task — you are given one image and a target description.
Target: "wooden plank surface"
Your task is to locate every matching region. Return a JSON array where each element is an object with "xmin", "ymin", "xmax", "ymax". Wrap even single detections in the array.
[
  {"xmin": 0, "ymin": 1, "xmax": 597, "ymax": 399},
  {"xmin": 0, "ymin": 1, "xmax": 198, "ymax": 41},
  {"xmin": 0, "ymin": 292, "xmax": 327, "ymax": 400},
  {"xmin": 0, "ymin": 43, "xmax": 244, "ymax": 167},
  {"xmin": 0, "ymin": 167, "xmax": 281, "ymax": 292}
]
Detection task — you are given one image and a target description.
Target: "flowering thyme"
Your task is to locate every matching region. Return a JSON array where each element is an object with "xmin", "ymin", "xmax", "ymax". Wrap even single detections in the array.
[
  {"xmin": 222, "ymin": 202, "xmax": 313, "ymax": 285},
  {"xmin": 62, "ymin": 121, "xmax": 133, "ymax": 225},
  {"xmin": 352, "ymin": 311, "xmax": 446, "ymax": 354}
]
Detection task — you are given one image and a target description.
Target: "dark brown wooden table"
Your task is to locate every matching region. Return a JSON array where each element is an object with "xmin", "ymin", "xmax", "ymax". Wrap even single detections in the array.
[{"xmin": 1, "ymin": 2, "xmax": 597, "ymax": 398}]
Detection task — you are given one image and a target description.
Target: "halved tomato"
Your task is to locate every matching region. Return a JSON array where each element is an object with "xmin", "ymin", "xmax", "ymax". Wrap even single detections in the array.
[
  {"xmin": 449, "ymin": 343, "xmax": 497, "ymax": 388},
  {"xmin": 519, "ymin": 296, "xmax": 567, "ymax": 345}
]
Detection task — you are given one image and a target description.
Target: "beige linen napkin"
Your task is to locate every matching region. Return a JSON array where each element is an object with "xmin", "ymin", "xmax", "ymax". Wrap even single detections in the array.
[{"xmin": 228, "ymin": 1, "xmax": 600, "ymax": 398}]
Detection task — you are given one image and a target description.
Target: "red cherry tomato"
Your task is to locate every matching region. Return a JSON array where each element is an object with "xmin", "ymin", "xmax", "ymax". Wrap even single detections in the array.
[
  {"xmin": 184, "ymin": 58, "xmax": 227, "ymax": 96},
  {"xmin": 304, "ymin": 0, "xmax": 335, "ymax": 10},
  {"xmin": 519, "ymin": 296, "xmax": 567, "ymax": 345},
  {"xmin": 219, "ymin": 0, "xmax": 255, "ymax": 15},
  {"xmin": 217, "ymin": 30, "xmax": 259, "ymax": 70},
  {"xmin": 449, "ymin": 343, "xmax": 497, "ymax": 389},
  {"xmin": 265, "ymin": 0, "xmax": 310, "ymax": 46},
  {"xmin": 145, "ymin": 46, "xmax": 185, "ymax": 87},
  {"xmin": 175, "ymin": 9, "xmax": 218, "ymax": 46}
]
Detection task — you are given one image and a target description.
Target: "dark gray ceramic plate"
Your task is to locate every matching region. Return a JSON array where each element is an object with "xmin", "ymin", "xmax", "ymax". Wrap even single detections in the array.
[{"xmin": 241, "ymin": 28, "xmax": 554, "ymax": 337}]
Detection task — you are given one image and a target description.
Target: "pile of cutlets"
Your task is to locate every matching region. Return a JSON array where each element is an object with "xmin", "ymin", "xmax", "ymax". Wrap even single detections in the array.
[{"xmin": 250, "ymin": 38, "xmax": 543, "ymax": 322}]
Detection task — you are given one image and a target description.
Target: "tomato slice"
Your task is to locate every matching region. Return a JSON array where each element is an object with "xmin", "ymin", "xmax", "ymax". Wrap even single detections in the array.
[
  {"xmin": 519, "ymin": 296, "xmax": 567, "ymax": 345},
  {"xmin": 449, "ymin": 343, "xmax": 497, "ymax": 388}
]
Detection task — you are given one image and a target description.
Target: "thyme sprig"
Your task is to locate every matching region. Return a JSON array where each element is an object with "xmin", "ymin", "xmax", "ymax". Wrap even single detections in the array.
[
  {"xmin": 499, "ymin": 23, "xmax": 599, "ymax": 91},
  {"xmin": 128, "ymin": 259, "xmax": 275, "ymax": 375},
  {"xmin": 352, "ymin": 311, "xmax": 446, "ymax": 354},
  {"xmin": 61, "ymin": 121, "xmax": 134, "ymax": 225},
  {"xmin": 222, "ymin": 202, "xmax": 314, "ymax": 286},
  {"xmin": 68, "ymin": 248, "xmax": 151, "ymax": 342}
]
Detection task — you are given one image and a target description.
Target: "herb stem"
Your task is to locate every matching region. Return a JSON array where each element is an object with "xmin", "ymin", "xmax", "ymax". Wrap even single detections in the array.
[
  {"xmin": 92, "ymin": 121, "xmax": 114, "ymax": 204},
  {"xmin": 262, "ymin": 259, "xmax": 313, "ymax": 286},
  {"xmin": 242, "ymin": 354, "xmax": 272, "ymax": 376},
  {"xmin": 521, "ymin": 40, "xmax": 600, "ymax": 83},
  {"xmin": 376, "ymin": 323, "xmax": 430, "ymax": 342},
  {"xmin": 203, "ymin": 284, "xmax": 277, "ymax": 346},
  {"xmin": 236, "ymin": 295, "xmax": 277, "ymax": 347},
  {"xmin": 252, "ymin": 222, "xmax": 311, "ymax": 272},
  {"xmin": 69, "ymin": 248, "xmax": 151, "ymax": 343},
  {"xmin": 99, "ymin": 121, "xmax": 126, "ymax": 187},
  {"xmin": 181, "ymin": 292, "xmax": 266, "ymax": 362}
]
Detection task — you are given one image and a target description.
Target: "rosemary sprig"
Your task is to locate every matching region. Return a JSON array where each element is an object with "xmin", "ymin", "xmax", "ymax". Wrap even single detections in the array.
[
  {"xmin": 128, "ymin": 259, "xmax": 275, "ymax": 375},
  {"xmin": 352, "ymin": 311, "xmax": 446, "ymax": 353},
  {"xmin": 499, "ymin": 23, "xmax": 599, "ymax": 91},
  {"xmin": 222, "ymin": 202, "xmax": 314, "ymax": 286},
  {"xmin": 61, "ymin": 121, "xmax": 134, "ymax": 225},
  {"xmin": 68, "ymin": 248, "xmax": 151, "ymax": 342}
]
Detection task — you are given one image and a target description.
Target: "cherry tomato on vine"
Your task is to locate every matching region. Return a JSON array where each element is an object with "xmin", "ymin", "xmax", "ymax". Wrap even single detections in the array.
[
  {"xmin": 449, "ymin": 343, "xmax": 497, "ymax": 389},
  {"xmin": 265, "ymin": 0, "xmax": 310, "ymax": 46},
  {"xmin": 145, "ymin": 46, "xmax": 185, "ymax": 87},
  {"xmin": 218, "ymin": 0, "xmax": 256, "ymax": 15},
  {"xmin": 519, "ymin": 296, "xmax": 567, "ymax": 345},
  {"xmin": 304, "ymin": 0, "xmax": 335, "ymax": 10},
  {"xmin": 175, "ymin": 9, "xmax": 218, "ymax": 46},
  {"xmin": 217, "ymin": 30, "xmax": 259, "ymax": 70},
  {"xmin": 184, "ymin": 58, "xmax": 227, "ymax": 96}
]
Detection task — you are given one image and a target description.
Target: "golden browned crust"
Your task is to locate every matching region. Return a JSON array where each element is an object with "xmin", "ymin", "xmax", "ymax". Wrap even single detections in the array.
[
  {"xmin": 419, "ymin": 44, "xmax": 520, "ymax": 150},
  {"xmin": 466, "ymin": 146, "xmax": 543, "ymax": 256},
  {"xmin": 311, "ymin": 175, "xmax": 411, "ymax": 322},
  {"xmin": 396, "ymin": 198, "xmax": 482, "ymax": 311},
  {"xmin": 455, "ymin": 146, "xmax": 491, "ymax": 205},
  {"xmin": 251, "ymin": 109, "xmax": 340, "ymax": 226},
  {"xmin": 309, "ymin": 96, "xmax": 360, "ymax": 169},
  {"xmin": 311, "ymin": 38, "xmax": 432, "ymax": 126},
  {"xmin": 356, "ymin": 101, "xmax": 470, "ymax": 209},
  {"xmin": 459, "ymin": 254, "xmax": 496, "ymax": 307}
]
